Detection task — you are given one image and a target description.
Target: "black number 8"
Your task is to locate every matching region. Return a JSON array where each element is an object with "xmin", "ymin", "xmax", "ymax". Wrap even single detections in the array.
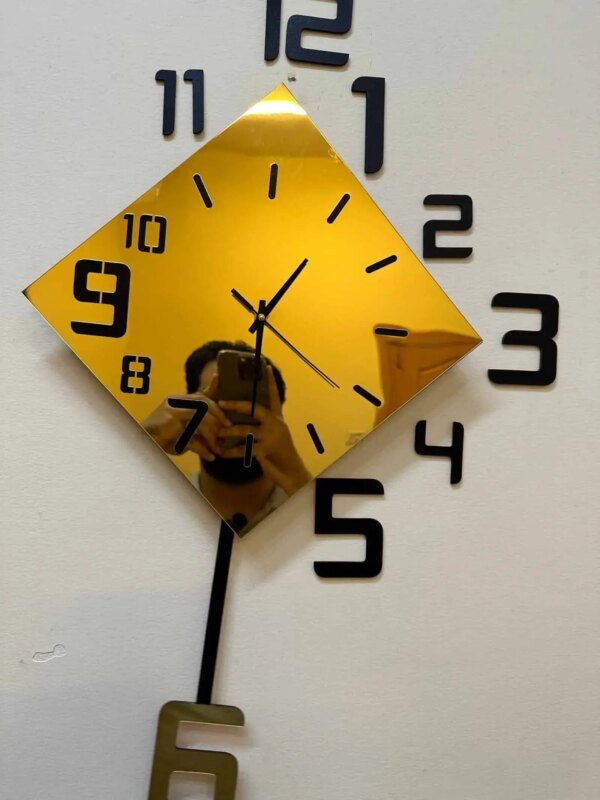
[
  {"xmin": 120, "ymin": 356, "xmax": 152, "ymax": 395},
  {"xmin": 71, "ymin": 259, "xmax": 130, "ymax": 338}
]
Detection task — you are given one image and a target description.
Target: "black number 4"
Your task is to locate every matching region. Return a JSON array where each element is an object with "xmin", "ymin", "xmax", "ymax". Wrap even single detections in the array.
[
  {"xmin": 314, "ymin": 478, "xmax": 384, "ymax": 579},
  {"xmin": 488, "ymin": 293, "xmax": 559, "ymax": 386},
  {"xmin": 415, "ymin": 421, "xmax": 464, "ymax": 485}
]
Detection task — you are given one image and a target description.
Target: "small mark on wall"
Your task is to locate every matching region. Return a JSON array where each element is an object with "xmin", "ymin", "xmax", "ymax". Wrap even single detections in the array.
[{"xmin": 32, "ymin": 644, "xmax": 66, "ymax": 663}]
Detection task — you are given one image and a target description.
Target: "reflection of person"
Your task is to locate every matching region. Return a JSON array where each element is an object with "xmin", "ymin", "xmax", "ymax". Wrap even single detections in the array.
[{"xmin": 142, "ymin": 340, "xmax": 311, "ymax": 531}]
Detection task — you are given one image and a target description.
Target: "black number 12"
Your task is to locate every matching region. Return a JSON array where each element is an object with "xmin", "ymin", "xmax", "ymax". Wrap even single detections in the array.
[{"xmin": 265, "ymin": 0, "xmax": 354, "ymax": 67}]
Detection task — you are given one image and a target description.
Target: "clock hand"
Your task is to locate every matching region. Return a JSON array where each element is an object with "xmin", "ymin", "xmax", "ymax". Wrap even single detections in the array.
[
  {"xmin": 230, "ymin": 288, "xmax": 255, "ymax": 316},
  {"xmin": 231, "ymin": 289, "xmax": 339, "ymax": 389},
  {"xmin": 250, "ymin": 300, "xmax": 266, "ymax": 417},
  {"xmin": 262, "ymin": 318, "xmax": 339, "ymax": 388},
  {"xmin": 248, "ymin": 257, "xmax": 308, "ymax": 334},
  {"xmin": 197, "ymin": 515, "xmax": 245, "ymax": 704},
  {"xmin": 245, "ymin": 300, "xmax": 266, "ymax": 468}
]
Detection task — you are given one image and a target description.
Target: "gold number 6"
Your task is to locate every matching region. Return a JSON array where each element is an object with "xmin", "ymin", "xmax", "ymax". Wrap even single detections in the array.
[{"xmin": 148, "ymin": 701, "xmax": 245, "ymax": 799}]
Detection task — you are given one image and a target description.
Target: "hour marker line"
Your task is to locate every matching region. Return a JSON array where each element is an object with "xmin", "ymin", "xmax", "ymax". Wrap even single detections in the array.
[
  {"xmin": 307, "ymin": 424, "xmax": 325, "ymax": 454},
  {"xmin": 327, "ymin": 193, "xmax": 351, "ymax": 224},
  {"xmin": 353, "ymin": 384, "xmax": 382, "ymax": 407},
  {"xmin": 268, "ymin": 163, "xmax": 278, "ymax": 199},
  {"xmin": 375, "ymin": 326, "xmax": 409, "ymax": 338},
  {"xmin": 244, "ymin": 433, "xmax": 254, "ymax": 468},
  {"xmin": 366, "ymin": 254, "xmax": 397, "ymax": 273},
  {"xmin": 193, "ymin": 173, "xmax": 213, "ymax": 208}
]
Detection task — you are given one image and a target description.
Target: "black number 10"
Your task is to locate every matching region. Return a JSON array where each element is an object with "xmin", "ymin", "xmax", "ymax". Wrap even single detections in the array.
[{"xmin": 124, "ymin": 213, "xmax": 167, "ymax": 253}]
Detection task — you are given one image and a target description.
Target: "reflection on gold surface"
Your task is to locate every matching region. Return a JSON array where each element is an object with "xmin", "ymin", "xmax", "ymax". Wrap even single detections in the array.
[
  {"xmin": 24, "ymin": 84, "xmax": 481, "ymax": 535},
  {"xmin": 374, "ymin": 326, "xmax": 480, "ymax": 425},
  {"xmin": 148, "ymin": 701, "xmax": 244, "ymax": 799}
]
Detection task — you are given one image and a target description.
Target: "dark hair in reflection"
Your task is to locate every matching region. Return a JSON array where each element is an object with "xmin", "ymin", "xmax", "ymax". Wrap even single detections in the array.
[{"xmin": 185, "ymin": 340, "xmax": 286, "ymax": 402}]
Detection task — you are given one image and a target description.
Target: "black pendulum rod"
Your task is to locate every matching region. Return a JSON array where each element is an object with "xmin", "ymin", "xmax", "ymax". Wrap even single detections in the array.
[{"xmin": 196, "ymin": 516, "xmax": 244, "ymax": 705}]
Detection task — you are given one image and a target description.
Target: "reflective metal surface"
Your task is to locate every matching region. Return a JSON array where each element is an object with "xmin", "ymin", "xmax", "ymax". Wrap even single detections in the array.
[
  {"xmin": 24, "ymin": 84, "xmax": 481, "ymax": 534},
  {"xmin": 148, "ymin": 701, "xmax": 244, "ymax": 799}
]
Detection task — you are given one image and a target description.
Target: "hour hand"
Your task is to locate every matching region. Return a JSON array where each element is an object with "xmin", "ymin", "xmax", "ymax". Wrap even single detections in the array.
[{"xmin": 231, "ymin": 288, "xmax": 255, "ymax": 316}]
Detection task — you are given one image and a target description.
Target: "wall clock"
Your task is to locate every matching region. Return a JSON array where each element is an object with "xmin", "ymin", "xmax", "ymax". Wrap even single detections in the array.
[{"xmin": 4, "ymin": 2, "xmax": 599, "ymax": 799}]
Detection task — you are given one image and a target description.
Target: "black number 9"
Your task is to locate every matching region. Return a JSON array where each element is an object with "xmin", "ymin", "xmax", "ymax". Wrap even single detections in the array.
[{"xmin": 71, "ymin": 259, "xmax": 131, "ymax": 338}]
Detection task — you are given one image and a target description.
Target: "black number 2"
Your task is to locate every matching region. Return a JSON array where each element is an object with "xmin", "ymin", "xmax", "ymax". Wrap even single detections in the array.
[
  {"xmin": 71, "ymin": 259, "xmax": 130, "ymax": 338},
  {"xmin": 423, "ymin": 195, "xmax": 473, "ymax": 259},
  {"xmin": 488, "ymin": 293, "xmax": 559, "ymax": 386},
  {"xmin": 314, "ymin": 478, "xmax": 384, "ymax": 579}
]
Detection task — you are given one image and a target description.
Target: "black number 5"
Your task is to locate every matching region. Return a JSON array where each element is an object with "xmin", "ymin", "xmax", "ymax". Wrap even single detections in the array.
[
  {"xmin": 314, "ymin": 478, "xmax": 384, "ymax": 579},
  {"xmin": 488, "ymin": 292, "xmax": 559, "ymax": 387},
  {"xmin": 71, "ymin": 259, "xmax": 130, "ymax": 338}
]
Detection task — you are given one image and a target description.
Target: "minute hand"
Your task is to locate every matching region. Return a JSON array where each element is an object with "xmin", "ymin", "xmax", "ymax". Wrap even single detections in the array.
[
  {"xmin": 249, "ymin": 258, "xmax": 308, "ymax": 334},
  {"xmin": 231, "ymin": 289, "xmax": 339, "ymax": 389}
]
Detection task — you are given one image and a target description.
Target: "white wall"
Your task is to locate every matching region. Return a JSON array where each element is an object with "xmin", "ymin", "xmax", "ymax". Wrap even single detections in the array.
[{"xmin": 1, "ymin": 1, "xmax": 599, "ymax": 798}]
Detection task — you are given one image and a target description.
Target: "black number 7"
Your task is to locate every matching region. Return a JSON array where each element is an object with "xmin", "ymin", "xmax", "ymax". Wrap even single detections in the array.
[{"xmin": 167, "ymin": 398, "xmax": 209, "ymax": 455}]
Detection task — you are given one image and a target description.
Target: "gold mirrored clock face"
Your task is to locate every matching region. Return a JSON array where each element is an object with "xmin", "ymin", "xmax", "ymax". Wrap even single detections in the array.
[{"xmin": 24, "ymin": 84, "xmax": 481, "ymax": 535}]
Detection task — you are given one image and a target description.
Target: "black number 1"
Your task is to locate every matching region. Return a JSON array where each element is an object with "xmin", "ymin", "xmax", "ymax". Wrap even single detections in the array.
[{"xmin": 352, "ymin": 77, "xmax": 385, "ymax": 174}]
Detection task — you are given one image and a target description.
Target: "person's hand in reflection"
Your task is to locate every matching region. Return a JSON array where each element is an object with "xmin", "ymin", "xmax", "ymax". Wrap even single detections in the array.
[
  {"xmin": 142, "ymin": 373, "xmax": 231, "ymax": 461},
  {"xmin": 218, "ymin": 366, "xmax": 311, "ymax": 496}
]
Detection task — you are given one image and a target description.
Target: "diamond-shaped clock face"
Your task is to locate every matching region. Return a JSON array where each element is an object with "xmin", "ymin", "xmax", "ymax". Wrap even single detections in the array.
[{"xmin": 25, "ymin": 84, "xmax": 481, "ymax": 535}]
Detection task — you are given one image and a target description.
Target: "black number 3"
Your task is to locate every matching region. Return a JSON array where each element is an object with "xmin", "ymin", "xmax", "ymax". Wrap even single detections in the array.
[
  {"xmin": 488, "ymin": 292, "xmax": 559, "ymax": 387},
  {"xmin": 71, "ymin": 259, "xmax": 130, "ymax": 338}
]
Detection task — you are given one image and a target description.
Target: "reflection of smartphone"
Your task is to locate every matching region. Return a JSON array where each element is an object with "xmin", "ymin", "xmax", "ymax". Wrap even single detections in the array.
[{"xmin": 217, "ymin": 350, "xmax": 270, "ymax": 448}]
